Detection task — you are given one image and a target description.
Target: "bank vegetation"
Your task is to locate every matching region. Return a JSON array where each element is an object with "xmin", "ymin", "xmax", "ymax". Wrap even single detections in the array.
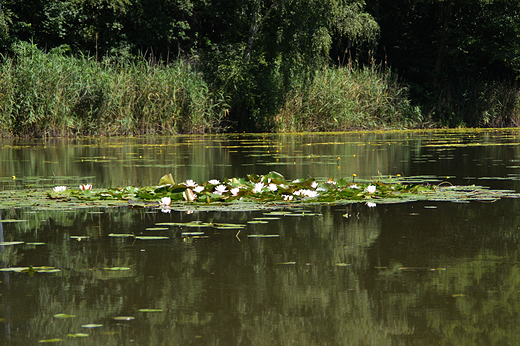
[{"xmin": 0, "ymin": 0, "xmax": 519, "ymax": 137}]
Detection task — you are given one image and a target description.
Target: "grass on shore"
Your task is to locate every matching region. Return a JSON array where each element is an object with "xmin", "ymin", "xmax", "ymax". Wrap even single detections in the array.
[
  {"xmin": 273, "ymin": 65, "xmax": 423, "ymax": 132},
  {"xmin": 2, "ymin": 42, "xmax": 518, "ymax": 137},
  {"xmin": 0, "ymin": 42, "xmax": 225, "ymax": 137}
]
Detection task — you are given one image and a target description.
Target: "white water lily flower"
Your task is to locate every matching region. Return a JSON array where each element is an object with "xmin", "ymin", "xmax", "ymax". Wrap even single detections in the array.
[
  {"xmin": 184, "ymin": 179, "xmax": 198, "ymax": 187},
  {"xmin": 208, "ymin": 179, "xmax": 220, "ymax": 185},
  {"xmin": 79, "ymin": 184, "xmax": 92, "ymax": 190},
  {"xmin": 282, "ymin": 194, "xmax": 293, "ymax": 201},
  {"xmin": 253, "ymin": 182, "xmax": 265, "ymax": 194},
  {"xmin": 311, "ymin": 181, "xmax": 318, "ymax": 189},
  {"xmin": 366, "ymin": 202, "xmax": 377, "ymax": 208},
  {"xmin": 268, "ymin": 183, "xmax": 278, "ymax": 192},
  {"xmin": 214, "ymin": 185, "xmax": 228, "ymax": 195},
  {"xmin": 230, "ymin": 187, "xmax": 240, "ymax": 196},
  {"xmin": 365, "ymin": 185, "xmax": 376, "ymax": 193},
  {"xmin": 301, "ymin": 189, "xmax": 319, "ymax": 198},
  {"xmin": 193, "ymin": 186, "xmax": 205, "ymax": 193},
  {"xmin": 293, "ymin": 190, "xmax": 302, "ymax": 196},
  {"xmin": 160, "ymin": 197, "xmax": 171, "ymax": 208},
  {"xmin": 53, "ymin": 186, "xmax": 67, "ymax": 193},
  {"xmin": 350, "ymin": 184, "xmax": 359, "ymax": 189},
  {"xmin": 161, "ymin": 209, "xmax": 171, "ymax": 214}
]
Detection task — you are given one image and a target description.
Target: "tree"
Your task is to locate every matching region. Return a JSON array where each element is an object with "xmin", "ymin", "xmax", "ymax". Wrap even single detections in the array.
[
  {"xmin": 367, "ymin": 0, "xmax": 520, "ymax": 125},
  {"xmin": 198, "ymin": 0, "xmax": 379, "ymax": 130}
]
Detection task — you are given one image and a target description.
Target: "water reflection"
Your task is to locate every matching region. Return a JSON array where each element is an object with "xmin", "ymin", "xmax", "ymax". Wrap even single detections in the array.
[
  {"xmin": 3, "ymin": 129, "xmax": 520, "ymax": 191},
  {"xmin": 1, "ymin": 130, "xmax": 520, "ymax": 344}
]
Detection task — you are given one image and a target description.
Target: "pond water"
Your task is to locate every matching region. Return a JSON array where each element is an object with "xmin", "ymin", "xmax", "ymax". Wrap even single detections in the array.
[{"xmin": 1, "ymin": 129, "xmax": 520, "ymax": 344}]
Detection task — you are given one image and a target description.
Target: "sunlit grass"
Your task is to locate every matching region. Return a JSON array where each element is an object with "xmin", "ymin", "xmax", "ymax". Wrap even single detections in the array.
[
  {"xmin": 274, "ymin": 65, "xmax": 423, "ymax": 131},
  {"xmin": 0, "ymin": 42, "xmax": 226, "ymax": 137}
]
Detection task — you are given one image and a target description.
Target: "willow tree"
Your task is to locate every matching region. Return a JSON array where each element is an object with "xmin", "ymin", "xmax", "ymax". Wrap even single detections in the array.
[{"xmin": 199, "ymin": 0, "xmax": 379, "ymax": 130}]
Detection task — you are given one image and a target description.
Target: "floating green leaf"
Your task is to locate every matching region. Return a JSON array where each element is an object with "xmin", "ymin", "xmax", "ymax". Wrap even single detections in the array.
[
  {"xmin": 38, "ymin": 338, "xmax": 63, "ymax": 343},
  {"xmin": 67, "ymin": 334, "xmax": 89, "ymax": 338},
  {"xmin": 0, "ymin": 241, "xmax": 24, "ymax": 245},
  {"xmin": 37, "ymin": 269, "xmax": 61, "ymax": 273},
  {"xmin": 112, "ymin": 316, "xmax": 135, "ymax": 321},
  {"xmin": 145, "ymin": 227, "xmax": 169, "ymax": 231},
  {"xmin": 248, "ymin": 234, "xmax": 279, "ymax": 238},
  {"xmin": 181, "ymin": 232, "xmax": 205, "ymax": 236},
  {"xmin": 104, "ymin": 267, "xmax": 131, "ymax": 271},
  {"xmin": 213, "ymin": 223, "xmax": 246, "ymax": 229},
  {"xmin": 134, "ymin": 236, "xmax": 169, "ymax": 240},
  {"xmin": 81, "ymin": 324, "xmax": 103, "ymax": 328},
  {"xmin": 138, "ymin": 309, "xmax": 164, "ymax": 312},
  {"xmin": 54, "ymin": 314, "xmax": 76, "ymax": 318},
  {"xmin": 0, "ymin": 266, "xmax": 58, "ymax": 272},
  {"xmin": 108, "ymin": 233, "xmax": 134, "ymax": 237}
]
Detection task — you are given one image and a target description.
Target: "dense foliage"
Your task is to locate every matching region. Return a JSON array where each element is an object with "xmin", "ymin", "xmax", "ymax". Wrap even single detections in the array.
[
  {"xmin": 0, "ymin": 0, "xmax": 519, "ymax": 135},
  {"xmin": 367, "ymin": 0, "xmax": 520, "ymax": 127}
]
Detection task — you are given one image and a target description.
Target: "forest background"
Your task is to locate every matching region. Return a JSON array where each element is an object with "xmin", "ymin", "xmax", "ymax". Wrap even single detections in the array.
[{"xmin": 0, "ymin": 0, "xmax": 519, "ymax": 137}]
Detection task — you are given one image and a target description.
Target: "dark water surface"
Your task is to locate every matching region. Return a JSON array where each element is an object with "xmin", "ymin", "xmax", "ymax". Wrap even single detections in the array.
[{"xmin": 1, "ymin": 129, "xmax": 520, "ymax": 344}]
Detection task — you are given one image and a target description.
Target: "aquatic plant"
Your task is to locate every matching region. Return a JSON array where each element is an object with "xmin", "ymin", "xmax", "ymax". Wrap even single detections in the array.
[
  {"xmin": 0, "ymin": 171, "xmax": 518, "ymax": 212},
  {"xmin": 1, "ymin": 171, "xmax": 517, "ymax": 213}
]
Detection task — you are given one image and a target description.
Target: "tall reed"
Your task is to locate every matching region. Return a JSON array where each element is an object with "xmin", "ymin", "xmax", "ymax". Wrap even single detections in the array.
[
  {"xmin": 433, "ymin": 79, "xmax": 520, "ymax": 127},
  {"xmin": 274, "ymin": 65, "xmax": 423, "ymax": 132},
  {"xmin": 0, "ymin": 42, "xmax": 225, "ymax": 137}
]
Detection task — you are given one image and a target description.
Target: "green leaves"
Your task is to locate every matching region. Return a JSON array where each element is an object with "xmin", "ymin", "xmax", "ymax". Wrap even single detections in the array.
[
  {"xmin": 2, "ymin": 172, "xmax": 518, "ymax": 213},
  {"xmin": 158, "ymin": 173, "xmax": 175, "ymax": 186}
]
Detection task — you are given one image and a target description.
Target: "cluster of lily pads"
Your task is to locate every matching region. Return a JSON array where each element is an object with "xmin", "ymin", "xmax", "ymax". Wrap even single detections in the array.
[{"xmin": 48, "ymin": 171, "xmax": 437, "ymax": 210}]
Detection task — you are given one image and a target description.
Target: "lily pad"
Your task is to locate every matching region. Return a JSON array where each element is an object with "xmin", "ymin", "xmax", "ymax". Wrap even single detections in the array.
[
  {"xmin": 108, "ymin": 233, "xmax": 134, "ymax": 237},
  {"xmin": 67, "ymin": 334, "xmax": 89, "ymax": 338},
  {"xmin": 54, "ymin": 314, "xmax": 76, "ymax": 318},
  {"xmin": 112, "ymin": 316, "xmax": 135, "ymax": 321},
  {"xmin": 38, "ymin": 338, "xmax": 64, "ymax": 343},
  {"xmin": 37, "ymin": 269, "xmax": 61, "ymax": 273},
  {"xmin": 181, "ymin": 232, "xmax": 205, "ymax": 236},
  {"xmin": 81, "ymin": 324, "xmax": 103, "ymax": 328},
  {"xmin": 104, "ymin": 267, "xmax": 131, "ymax": 271},
  {"xmin": 213, "ymin": 223, "xmax": 246, "ymax": 229},
  {"xmin": 248, "ymin": 234, "xmax": 280, "ymax": 238},
  {"xmin": 138, "ymin": 309, "xmax": 164, "ymax": 312},
  {"xmin": 134, "ymin": 236, "xmax": 169, "ymax": 240},
  {"xmin": 0, "ymin": 241, "xmax": 24, "ymax": 246}
]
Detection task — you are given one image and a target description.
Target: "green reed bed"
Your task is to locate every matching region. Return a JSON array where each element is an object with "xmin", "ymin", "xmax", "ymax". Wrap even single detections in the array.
[
  {"xmin": 0, "ymin": 42, "xmax": 224, "ymax": 137},
  {"xmin": 274, "ymin": 65, "xmax": 423, "ymax": 132}
]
